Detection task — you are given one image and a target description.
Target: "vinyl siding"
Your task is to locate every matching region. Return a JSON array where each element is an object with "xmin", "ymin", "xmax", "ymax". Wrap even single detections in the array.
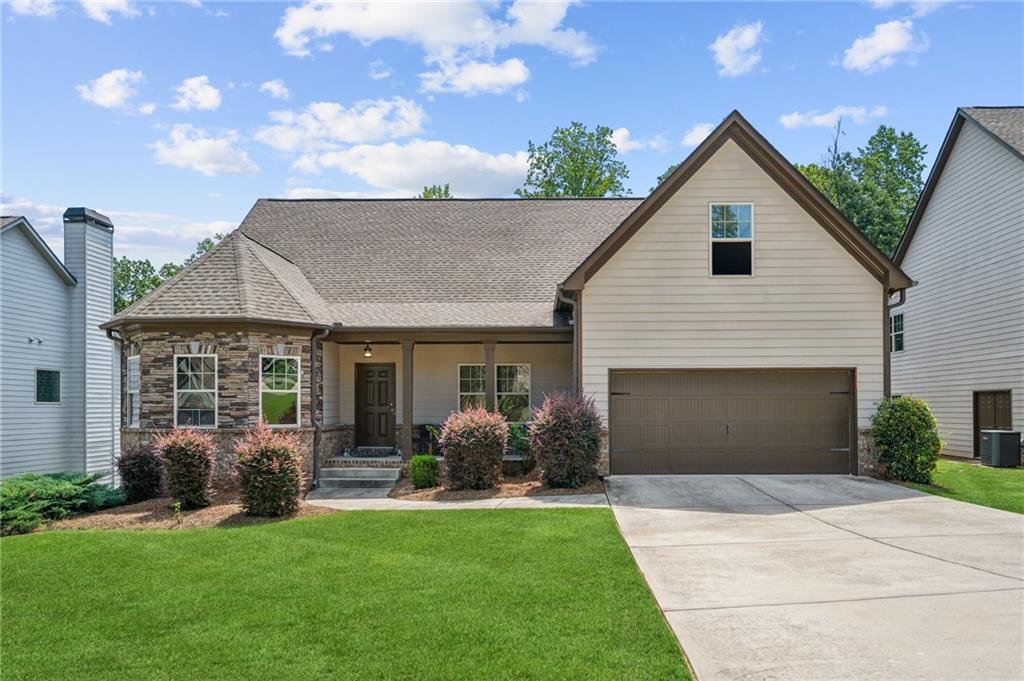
[
  {"xmin": 322, "ymin": 341, "xmax": 340, "ymax": 426},
  {"xmin": 581, "ymin": 138, "xmax": 884, "ymax": 428},
  {"xmin": 332, "ymin": 342, "xmax": 571, "ymax": 425},
  {"xmin": 0, "ymin": 226, "xmax": 74, "ymax": 476},
  {"xmin": 892, "ymin": 119, "xmax": 1024, "ymax": 457}
]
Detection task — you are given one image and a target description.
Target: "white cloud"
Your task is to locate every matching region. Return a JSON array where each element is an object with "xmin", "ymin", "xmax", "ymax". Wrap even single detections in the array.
[
  {"xmin": 151, "ymin": 124, "xmax": 259, "ymax": 176},
  {"xmin": 137, "ymin": 102, "xmax": 156, "ymax": 115},
  {"xmin": 8, "ymin": 1, "xmax": 58, "ymax": 17},
  {"xmin": 79, "ymin": 0, "xmax": 139, "ymax": 24},
  {"xmin": 299, "ymin": 139, "xmax": 528, "ymax": 196},
  {"xmin": 75, "ymin": 68, "xmax": 144, "ymax": 109},
  {"xmin": 368, "ymin": 60, "xmax": 392, "ymax": 80},
  {"xmin": 254, "ymin": 97, "xmax": 426, "ymax": 152},
  {"xmin": 682, "ymin": 122, "xmax": 714, "ymax": 147},
  {"xmin": 779, "ymin": 105, "xmax": 889, "ymax": 129},
  {"xmin": 172, "ymin": 75, "xmax": 222, "ymax": 111},
  {"xmin": 843, "ymin": 20, "xmax": 927, "ymax": 73},
  {"xmin": 709, "ymin": 21, "xmax": 763, "ymax": 77},
  {"xmin": 869, "ymin": 1, "xmax": 953, "ymax": 17},
  {"xmin": 420, "ymin": 58, "xmax": 529, "ymax": 95},
  {"xmin": 259, "ymin": 79, "xmax": 291, "ymax": 100},
  {"xmin": 610, "ymin": 128, "xmax": 666, "ymax": 153}
]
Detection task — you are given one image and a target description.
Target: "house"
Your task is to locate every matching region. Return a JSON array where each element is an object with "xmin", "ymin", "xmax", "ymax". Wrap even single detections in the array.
[
  {"xmin": 0, "ymin": 209, "xmax": 120, "ymax": 478},
  {"xmin": 892, "ymin": 107, "xmax": 1024, "ymax": 459},
  {"xmin": 101, "ymin": 111, "xmax": 911, "ymax": 481}
]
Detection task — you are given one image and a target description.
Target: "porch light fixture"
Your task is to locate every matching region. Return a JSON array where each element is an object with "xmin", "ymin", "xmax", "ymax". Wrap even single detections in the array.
[{"xmin": 363, "ymin": 343, "xmax": 373, "ymax": 358}]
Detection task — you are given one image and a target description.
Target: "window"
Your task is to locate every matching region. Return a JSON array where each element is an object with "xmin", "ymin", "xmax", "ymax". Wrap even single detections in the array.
[
  {"xmin": 458, "ymin": 364, "xmax": 486, "ymax": 410},
  {"xmin": 890, "ymin": 313, "xmax": 905, "ymax": 352},
  {"xmin": 174, "ymin": 355, "xmax": 216, "ymax": 427},
  {"xmin": 497, "ymin": 364, "xmax": 531, "ymax": 422},
  {"xmin": 260, "ymin": 356, "xmax": 300, "ymax": 427},
  {"xmin": 710, "ymin": 203, "xmax": 753, "ymax": 276},
  {"xmin": 127, "ymin": 355, "xmax": 140, "ymax": 427},
  {"xmin": 35, "ymin": 369, "xmax": 60, "ymax": 403}
]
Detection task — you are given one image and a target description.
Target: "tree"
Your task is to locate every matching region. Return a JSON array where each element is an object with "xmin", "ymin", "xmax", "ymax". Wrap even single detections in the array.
[
  {"xmin": 515, "ymin": 122, "xmax": 630, "ymax": 198},
  {"xmin": 113, "ymin": 233, "xmax": 225, "ymax": 312},
  {"xmin": 417, "ymin": 183, "xmax": 452, "ymax": 199},
  {"xmin": 651, "ymin": 163, "xmax": 680, "ymax": 191}
]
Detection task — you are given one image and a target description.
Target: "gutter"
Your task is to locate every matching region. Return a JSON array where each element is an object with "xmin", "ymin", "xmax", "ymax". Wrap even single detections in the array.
[
  {"xmin": 105, "ymin": 328, "xmax": 124, "ymax": 485},
  {"xmin": 556, "ymin": 285, "xmax": 579, "ymax": 396},
  {"xmin": 309, "ymin": 326, "xmax": 332, "ymax": 488}
]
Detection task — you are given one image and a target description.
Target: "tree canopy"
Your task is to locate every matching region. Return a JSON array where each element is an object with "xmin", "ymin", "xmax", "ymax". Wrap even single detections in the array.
[
  {"xmin": 651, "ymin": 163, "xmax": 681, "ymax": 192},
  {"xmin": 515, "ymin": 122, "xmax": 630, "ymax": 198},
  {"xmin": 114, "ymin": 233, "xmax": 224, "ymax": 312},
  {"xmin": 417, "ymin": 183, "xmax": 453, "ymax": 199}
]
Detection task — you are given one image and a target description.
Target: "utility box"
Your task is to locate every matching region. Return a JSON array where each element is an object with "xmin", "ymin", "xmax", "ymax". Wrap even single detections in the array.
[{"xmin": 980, "ymin": 430, "xmax": 1020, "ymax": 468}]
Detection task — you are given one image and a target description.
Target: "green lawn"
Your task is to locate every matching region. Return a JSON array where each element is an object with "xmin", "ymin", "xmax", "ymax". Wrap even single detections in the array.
[
  {"xmin": 1, "ymin": 509, "xmax": 690, "ymax": 681},
  {"xmin": 904, "ymin": 458, "xmax": 1024, "ymax": 514}
]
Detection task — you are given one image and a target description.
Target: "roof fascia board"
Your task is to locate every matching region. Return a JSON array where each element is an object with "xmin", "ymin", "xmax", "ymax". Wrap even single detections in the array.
[{"xmin": 1, "ymin": 218, "xmax": 77, "ymax": 285}]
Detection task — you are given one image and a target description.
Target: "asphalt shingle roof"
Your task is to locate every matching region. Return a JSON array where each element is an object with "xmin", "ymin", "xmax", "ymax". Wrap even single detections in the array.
[
  {"xmin": 1, "ymin": 216, "xmax": 23, "ymax": 229},
  {"xmin": 962, "ymin": 107, "xmax": 1024, "ymax": 157},
  {"xmin": 109, "ymin": 198, "xmax": 642, "ymax": 329}
]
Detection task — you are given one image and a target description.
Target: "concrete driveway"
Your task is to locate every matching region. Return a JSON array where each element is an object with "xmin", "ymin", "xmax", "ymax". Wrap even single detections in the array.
[{"xmin": 606, "ymin": 475, "xmax": 1024, "ymax": 681}]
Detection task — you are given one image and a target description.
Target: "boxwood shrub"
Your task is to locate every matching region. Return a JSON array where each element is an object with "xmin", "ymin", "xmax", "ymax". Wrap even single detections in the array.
[
  {"xmin": 409, "ymin": 454, "xmax": 440, "ymax": 489},
  {"xmin": 871, "ymin": 395, "xmax": 943, "ymax": 483},
  {"xmin": 530, "ymin": 392, "xmax": 603, "ymax": 488},
  {"xmin": 440, "ymin": 408, "xmax": 508, "ymax": 490},
  {"xmin": 117, "ymin": 444, "xmax": 163, "ymax": 503},
  {"xmin": 0, "ymin": 472, "xmax": 124, "ymax": 536},
  {"xmin": 234, "ymin": 423, "xmax": 305, "ymax": 517},
  {"xmin": 155, "ymin": 429, "xmax": 217, "ymax": 509}
]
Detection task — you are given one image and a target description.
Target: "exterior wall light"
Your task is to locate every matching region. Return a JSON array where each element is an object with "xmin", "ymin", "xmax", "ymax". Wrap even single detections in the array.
[{"xmin": 363, "ymin": 343, "xmax": 373, "ymax": 358}]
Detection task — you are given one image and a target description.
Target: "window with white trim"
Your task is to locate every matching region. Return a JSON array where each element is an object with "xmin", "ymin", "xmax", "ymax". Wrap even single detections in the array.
[
  {"xmin": 260, "ymin": 356, "xmax": 300, "ymax": 427},
  {"xmin": 174, "ymin": 355, "xmax": 216, "ymax": 427},
  {"xmin": 35, "ymin": 369, "xmax": 61, "ymax": 403},
  {"xmin": 710, "ymin": 203, "xmax": 753, "ymax": 276},
  {"xmin": 496, "ymin": 364, "xmax": 531, "ymax": 423},
  {"xmin": 890, "ymin": 313, "xmax": 905, "ymax": 353},
  {"xmin": 458, "ymin": 364, "xmax": 486, "ymax": 411},
  {"xmin": 127, "ymin": 355, "xmax": 140, "ymax": 427}
]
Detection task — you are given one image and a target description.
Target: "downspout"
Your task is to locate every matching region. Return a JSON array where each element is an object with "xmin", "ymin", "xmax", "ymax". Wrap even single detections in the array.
[
  {"xmin": 883, "ymin": 282, "xmax": 913, "ymax": 398},
  {"xmin": 310, "ymin": 326, "xmax": 331, "ymax": 488},
  {"xmin": 556, "ymin": 285, "xmax": 578, "ymax": 397},
  {"xmin": 105, "ymin": 328, "xmax": 124, "ymax": 485}
]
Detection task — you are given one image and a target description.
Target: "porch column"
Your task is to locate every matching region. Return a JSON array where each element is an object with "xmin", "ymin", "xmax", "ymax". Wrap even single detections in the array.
[
  {"xmin": 483, "ymin": 341, "xmax": 496, "ymax": 410},
  {"xmin": 401, "ymin": 340, "xmax": 414, "ymax": 459}
]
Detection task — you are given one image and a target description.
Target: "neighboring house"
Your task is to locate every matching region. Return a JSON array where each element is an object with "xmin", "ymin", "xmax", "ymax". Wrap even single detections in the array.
[
  {"xmin": 0, "ymin": 209, "xmax": 119, "ymax": 478},
  {"xmin": 102, "ymin": 111, "xmax": 911, "ymax": 480},
  {"xmin": 892, "ymin": 107, "xmax": 1024, "ymax": 458}
]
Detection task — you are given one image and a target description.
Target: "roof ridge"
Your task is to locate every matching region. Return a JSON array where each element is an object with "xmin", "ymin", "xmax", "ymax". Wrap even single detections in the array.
[
  {"xmin": 233, "ymin": 234, "xmax": 249, "ymax": 316},
  {"xmin": 239, "ymin": 234, "xmax": 320, "ymax": 323},
  {"xmin": 258, "ymin": 197, "xmax": 643, "ymax": 203}
]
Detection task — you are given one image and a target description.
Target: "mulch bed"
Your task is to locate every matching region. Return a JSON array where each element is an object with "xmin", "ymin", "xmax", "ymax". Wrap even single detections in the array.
[
  {"xmin": 47, "ymin": 491, "xmax": 338, "ymax": 532},
  {"xmin": 389, "ymin": 469, "xmax": 605, "ymax": 501}
]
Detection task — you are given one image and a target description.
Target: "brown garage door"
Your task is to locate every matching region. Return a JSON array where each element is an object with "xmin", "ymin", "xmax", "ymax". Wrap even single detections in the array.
[{"xmin": 609, "ymin": 369, "xmax": 854, "ymax": 474}]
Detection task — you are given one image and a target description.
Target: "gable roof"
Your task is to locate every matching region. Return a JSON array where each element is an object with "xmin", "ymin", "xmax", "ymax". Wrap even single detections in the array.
[
  {"xmin": 895, "ymin": 107, "xmax": 1024, "ymax": 264},
  {"xmin": 562, "ymin": 110, "xmax": 913, "ymax": 292},
  {"xmin": 1, "ymin": 215, "xmax": 77, "ymax": 285}
]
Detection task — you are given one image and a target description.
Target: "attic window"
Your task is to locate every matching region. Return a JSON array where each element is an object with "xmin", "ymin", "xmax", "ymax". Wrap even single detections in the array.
[{"xmin": 710, "ymin": 203, "xmax": 753, "ymax": 276}]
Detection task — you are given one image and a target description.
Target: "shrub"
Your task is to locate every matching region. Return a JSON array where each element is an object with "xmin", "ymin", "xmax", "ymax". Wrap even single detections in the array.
[
  {"xmin": 506, "ymin": 423, "xmax": 534, "ymax": 471},
  {"xmin": 155, "ymin": 429, "xmax": 217, "ymax": 510},
  {"xmin": 530, "ymin": 392, "xmax": 603, "ymax": 488},
  {"xmin": 440, "ymin": 408, "xmax": 508, "ymax": 490},
  {"xmin": 0, "ymin": 472, "xmax": 124, "ymax": 536},
  {"xmin": 871, "ymin": 396, "xmax": 943, "ymax": 483},
  {"xmin": 234, "ymin": 423, "xmax": 305, "ymax": 517},
  {"xmin": 117, "ymin": 444, "xmax": 163, "ymax": 503},
  {"xmin": 409, "ymin": 454, "xmax": 440, "ymax": 489}
]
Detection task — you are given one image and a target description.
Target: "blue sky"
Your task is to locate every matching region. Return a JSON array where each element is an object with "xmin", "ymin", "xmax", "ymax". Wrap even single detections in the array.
[{"xmin": 3, "ymin": 1, "xmax": 1021, "ymax": 265}]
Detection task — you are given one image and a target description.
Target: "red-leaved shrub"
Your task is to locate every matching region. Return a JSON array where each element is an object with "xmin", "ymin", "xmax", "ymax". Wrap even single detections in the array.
[
  {"xmin": 530, "ymin": 393, "xmax": 603, "ymax": 488},
  {"xmin": 154, "ymin": 429, "xmax": 216, "ymax": 509},
  {"xmin": 440, "ymin": 408, "xmax": 508, "ymax": 490},
  {"xmin": 117, "ymin": 443, "xmax": 163, "ymax": 503},
  {"xmin": 234, "ymin": 422, "xmax": 305, "ymax": 517}
]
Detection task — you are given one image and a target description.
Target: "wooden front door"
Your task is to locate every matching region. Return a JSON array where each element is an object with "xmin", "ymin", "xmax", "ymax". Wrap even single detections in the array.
[
  {"xmin": 356, "ymin": 364, "xmax": 396, "ymax": 447},
  {"xmin": 974, "ymin": 390, "xmax": 1013, "ymax": 457}
]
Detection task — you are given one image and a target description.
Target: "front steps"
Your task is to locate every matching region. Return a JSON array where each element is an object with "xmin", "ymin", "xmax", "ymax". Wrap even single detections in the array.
[{"xmin": 317, "ymin": 466, "xmax": 401, "ymax": 491}]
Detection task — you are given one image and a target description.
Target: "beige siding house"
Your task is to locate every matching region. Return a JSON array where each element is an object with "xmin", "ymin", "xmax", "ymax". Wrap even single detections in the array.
[
  {"xmin": 102, "ymin": 111, "xmax": 910, "ymax": 481},
  {"xmin": 892, "ymin": 107, "xmax": 1024, "ymax": 458}
]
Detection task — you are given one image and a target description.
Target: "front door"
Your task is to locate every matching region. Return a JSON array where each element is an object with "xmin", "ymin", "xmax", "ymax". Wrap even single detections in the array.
[
  {"xmin": 974, "ymin": 390, "xmax": 1012, "ymax": 457},
  {"xmin": 356, "ymin": 363, "xmax": 396, "ymax": 447}
]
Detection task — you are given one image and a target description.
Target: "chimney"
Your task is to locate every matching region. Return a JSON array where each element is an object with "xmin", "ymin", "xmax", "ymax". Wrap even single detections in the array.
[{"xmin": 63, "ymin": 208, "xmax": 118, "ymax": 479}]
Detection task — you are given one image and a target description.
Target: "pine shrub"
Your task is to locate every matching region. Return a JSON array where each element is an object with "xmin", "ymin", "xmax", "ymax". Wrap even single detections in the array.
[{"xmin": 0, "ymin": 472, "xmax": 124, "ymax": 535}]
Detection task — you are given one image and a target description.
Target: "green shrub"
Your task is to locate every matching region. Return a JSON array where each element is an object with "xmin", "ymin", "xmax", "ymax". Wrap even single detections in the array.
[
  {"xmin": 871, "ymin": 396, "xmax": 943, "ymax": 483},
  {"xmin": 409, "ymin": 454, "xmax": 440, "ymax": 489},
  {"xmin": 234, "ymin": 423, "xmax": 305, "ymax": 517},
  {"xmin": 117, "ymin": 444, "xmax": 163, "ymax": 504},
  {"xmin": 506, "ymin": 423, "xmax": 534, "ymax": 471},
  {"xmin": 155, "ymin": 429, "xmax": 217, "ymax": 510},
  {"xmin": 440, "ymin": 408, "xmax": 508, "ymax": 490},
  {"xmin": 530, "ymin": 393, "xmax": 603, "ymax": 488},
  {"xmin": 0, "ymin": 472, "xmax": 124, "ymax": 536}
]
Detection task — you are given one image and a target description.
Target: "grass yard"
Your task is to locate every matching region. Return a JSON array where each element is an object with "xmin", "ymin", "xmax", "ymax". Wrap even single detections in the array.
[
  {"xmin": 904, "ymin": 458, "xmax": 1024, "ymax": 514},
  {"xmin": 1, "ymin": 509, "xmax": 690, "ymax": 681}
]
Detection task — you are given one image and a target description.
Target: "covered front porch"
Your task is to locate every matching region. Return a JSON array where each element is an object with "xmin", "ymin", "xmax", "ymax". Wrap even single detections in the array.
[{"xmin": 317, "ymin": 327, "xmax": 575, "ymax": 469}]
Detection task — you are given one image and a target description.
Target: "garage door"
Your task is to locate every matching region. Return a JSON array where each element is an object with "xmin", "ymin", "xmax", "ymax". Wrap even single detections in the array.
[{"xmin": 609, "ymin": 369, "xmax": 854, "ymax": 474}]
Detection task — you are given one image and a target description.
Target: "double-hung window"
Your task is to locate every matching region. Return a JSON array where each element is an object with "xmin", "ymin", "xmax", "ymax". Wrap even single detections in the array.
[
  {"xmin": 457, "ymin": 363, "xmax": 532, "ymax": 422},
  {"xmin": 458, "ymin": 365, "xmax": 486, "ymax": 410},
  {"xmin": 174, "ymin": 355, "xmax": 217, "ymax": 427},
  {"xmin": 127, "ymin": 355, "xmax": 140, "ymax": 427},
  {"xmin": 710, "ymin": 203, "xmax": 753, "ymax": 276},
  {"xmin": 260, "ymin": 356, "xmax": 300, "ymax": 427},
  {"xmin": 890, "ymin": 313, "xmax": 905, "ymax": 352}
]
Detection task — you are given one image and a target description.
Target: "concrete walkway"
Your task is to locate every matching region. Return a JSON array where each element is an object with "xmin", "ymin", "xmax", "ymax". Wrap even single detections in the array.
[
  {"xmin": 607, "ymin": 475, "xmax": 1024, "ymax": 681},
  {"xmin": 306, "ymin": 487, "xmax": 608, "ymax": 510}
]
